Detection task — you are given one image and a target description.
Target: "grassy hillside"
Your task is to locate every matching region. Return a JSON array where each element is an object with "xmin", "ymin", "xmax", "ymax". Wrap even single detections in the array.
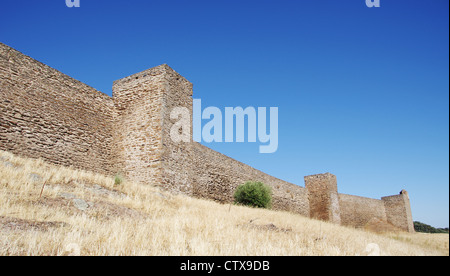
[{"xmin": 0, "ymin": 150, "xmax": 448, "ymax": 256}]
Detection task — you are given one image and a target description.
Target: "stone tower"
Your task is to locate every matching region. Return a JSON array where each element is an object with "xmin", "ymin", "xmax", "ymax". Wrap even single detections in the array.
[
  {"xmin": 112, "ymin": 64, "xmax": 194, "ymax": 194},
  {"xmin": 305, "ymin": 173, "xmax": 341, "ymax": 224},
  {"xmin": 382, "ymin": 190, "xmax": 415, "ymax": 233}
]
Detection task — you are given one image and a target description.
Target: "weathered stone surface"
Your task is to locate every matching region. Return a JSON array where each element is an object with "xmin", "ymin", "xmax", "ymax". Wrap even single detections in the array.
[
  {"xmin": 191, "ymin": 142, "xmax": 310, "ymax": 217},
  {"xmin": 339, "ymin": 193, "xmax": 387, "ymax": 228},
  {"xmin": 382, "ymin": 191, "xmax": 415, "ymax": 233},
  {"xmin": 72, "ymin": 198, "xmax": 90, "ymax": 211},
  {"xmin": 0, "ymin": 42, "xmax": 117, "ymax": 176},
  {"xmin": 305, "ymin": 173, "xmax": 341, "ymax": 224}
]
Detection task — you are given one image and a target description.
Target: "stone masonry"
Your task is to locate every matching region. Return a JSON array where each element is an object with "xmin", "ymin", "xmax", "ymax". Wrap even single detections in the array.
[
  {"xmin": 0, "ymin": 42, "xmax": 415, "ymax": 232},
  {"xmin": 305, "ymin": 173, "xmax": 341, "ymax": 224}
]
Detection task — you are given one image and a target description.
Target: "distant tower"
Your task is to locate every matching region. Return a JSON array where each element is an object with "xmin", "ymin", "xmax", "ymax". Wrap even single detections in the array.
[
  {"xmin": 382, "ymin": 190, "xmax": 415, "ymax": 233},
  {"xmin": 304, "ymin": 173, "xmax": 341, "ymax": 224}
]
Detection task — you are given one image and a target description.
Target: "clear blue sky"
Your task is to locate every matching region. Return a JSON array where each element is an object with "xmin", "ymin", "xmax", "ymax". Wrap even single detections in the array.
[{"xmin": 1, "ymin": 0, "xmax": 448, "ymax": 228}]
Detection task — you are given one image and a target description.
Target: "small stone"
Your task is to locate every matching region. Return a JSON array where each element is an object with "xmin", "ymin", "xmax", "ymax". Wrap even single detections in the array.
[
  {"xmin": 73, "ymin": 198, "xmax": 89, "ymax": 211},
  {"xmin": 29, "ymin": 173, "xmax": 43, "ymax": 182}
]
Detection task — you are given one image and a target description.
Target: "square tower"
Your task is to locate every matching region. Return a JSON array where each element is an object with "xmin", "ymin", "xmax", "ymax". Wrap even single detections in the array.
[
  {"xmin": 112, "ymin": 64, "xmax": 193, "ymax": 194},
  {"xmin": 382, "ymin": 190, "xmax": 415, "ymax": 233},
  {"xmin": 305, "ymin": 173, "xmax": 341, "ymax": 224}
]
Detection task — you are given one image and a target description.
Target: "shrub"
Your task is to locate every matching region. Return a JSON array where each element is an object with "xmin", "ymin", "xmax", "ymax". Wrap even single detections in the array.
[
  {"xmin": 114, "ymin": 173, "xmax": 124, "ymax": 186},
  {"xmin": 234, "ymin": 181, "xmax": 272, "ymax": 209}
]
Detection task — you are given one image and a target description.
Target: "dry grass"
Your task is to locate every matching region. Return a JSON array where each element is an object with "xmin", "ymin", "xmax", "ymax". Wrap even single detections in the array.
[{"xmin": 0, "ymin": 150, "xmax": 448, "ymax": 256}]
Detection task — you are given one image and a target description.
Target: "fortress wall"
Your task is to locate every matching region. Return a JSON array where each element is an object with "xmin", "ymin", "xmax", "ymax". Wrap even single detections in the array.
[
  {"xmin": 382, "ymin": 191, "xmax": 415, "ymax": 233},
  {"xmin": 338, "ymin": 193, "xmax": 387, "ymax": 228},
  {"xmin": 115, "ymin": 64, "xmax": 310, "ymax": 216},
  {"xmin": 0, "ymin": 43, "xmax": 414, "ymax": 231},
  {"xmin": 0, "ymin": 43, "xmax": 117, "ymax": 175},
  {"xmin": 191, "ymin": 142, "xmax": 310, "ymax": 217}
]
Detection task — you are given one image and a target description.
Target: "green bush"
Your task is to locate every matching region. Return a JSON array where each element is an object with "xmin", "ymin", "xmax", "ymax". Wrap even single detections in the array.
[
  {"xmin": 114, "ymin": 173, "xmax": 124, "ymax": 186},
  {"xmin": 234, "ymin": 181, "xmax": 272, "ymax": 209}
]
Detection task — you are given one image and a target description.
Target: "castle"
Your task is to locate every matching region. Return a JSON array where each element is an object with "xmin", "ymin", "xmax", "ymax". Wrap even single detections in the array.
[{"xmin": 0, "ymin": 42, "xmax": 414, "ymax": 232}]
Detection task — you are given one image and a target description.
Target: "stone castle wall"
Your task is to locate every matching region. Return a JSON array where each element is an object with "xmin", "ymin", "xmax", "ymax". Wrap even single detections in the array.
[
  {"xmin": 339, "ymin": 193, "xmax": 387, "ymax": 227},
  {"xmin": 191, "ymin": 142, "xmax": 310, "ymax": 217},
  {"xmin": 0, "ymin": 42, "xmax": 117, "ymax": 175},
  {"xmin": 0, "ymin": 42, "xmax": 414, "ymax": 232}
]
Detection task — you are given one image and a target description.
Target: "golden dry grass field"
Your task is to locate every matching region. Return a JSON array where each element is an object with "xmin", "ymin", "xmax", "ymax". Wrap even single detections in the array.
[{"xmin": 0, "ymin": 150, "xmax": 448, "ymax": 256}]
